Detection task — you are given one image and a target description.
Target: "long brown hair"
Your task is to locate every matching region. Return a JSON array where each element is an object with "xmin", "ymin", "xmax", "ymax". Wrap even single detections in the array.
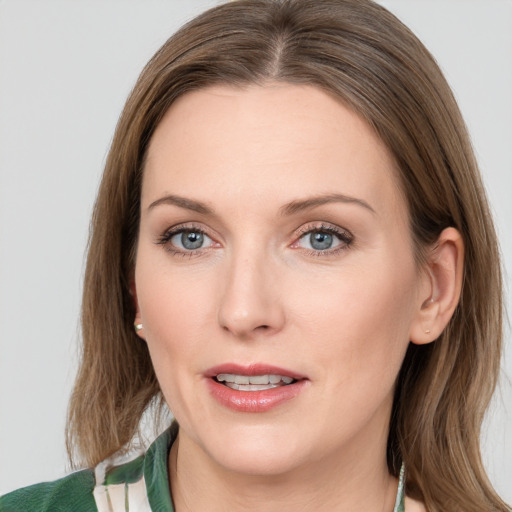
[{"xmin": 67, "ymin": 1, "xmax": 507, "ymax": 510}]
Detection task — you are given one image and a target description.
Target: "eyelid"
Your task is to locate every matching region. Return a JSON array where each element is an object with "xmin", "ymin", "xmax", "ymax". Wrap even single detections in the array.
[
  {"xmin": 156, "ymin": 222, "xmax": 221, "ymax": 255},
  {"xmin": 291, "ymin": 222, "xmax": 354, "ymax": 254},
  {"xmin": 295, "ymin": 221, "xmax": 352, "ymax": 238}
]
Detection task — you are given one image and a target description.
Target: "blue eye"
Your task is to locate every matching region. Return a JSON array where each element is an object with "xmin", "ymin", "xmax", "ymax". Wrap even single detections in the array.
[
  {"xmin": 309, "ymin": 231, "xmax": 335, "ymax": 250},
  {"xmin": 168, "ymin": 229, "xmax": 214, "ymax": 251},
  {"xmin": 296, "ymin": 226, "xmax": 352, "ymax": 252}
]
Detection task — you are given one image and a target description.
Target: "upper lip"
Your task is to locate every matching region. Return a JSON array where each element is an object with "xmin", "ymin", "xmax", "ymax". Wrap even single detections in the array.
[{"xmin": 204, "ymin": 363, "xmax": 307, "ymax": 380}]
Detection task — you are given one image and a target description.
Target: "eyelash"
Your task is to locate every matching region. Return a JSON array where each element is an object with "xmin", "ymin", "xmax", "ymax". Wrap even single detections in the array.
[
  {"xmin": 293, "ymin": 223, "xmax": 354, "ymax": 257},
  {"xmin": 156, "ymin": 223, "xmax": 216, "ymax": 258},
  {"xmin": 156, "ymin": 222, "xmax": 354, "ymax": 258}
]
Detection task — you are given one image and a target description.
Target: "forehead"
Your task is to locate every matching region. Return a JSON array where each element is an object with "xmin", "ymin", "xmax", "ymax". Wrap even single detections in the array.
[{"xmin": 143, "ymin": 83, "xmax": 404, "ymax": 220}]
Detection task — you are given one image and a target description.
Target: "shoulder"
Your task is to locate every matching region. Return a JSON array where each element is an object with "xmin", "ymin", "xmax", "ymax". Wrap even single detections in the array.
[
  {"xmin": 0, "ymin": 469, "xmax": 96, "ymax": 512},
  {"xmin": 0, "ymin": 426, "xmax": 177, "ymax": 512},
  {"xmin": 94, "ymin": 427, "xmax": 175, "ymax": 511}
]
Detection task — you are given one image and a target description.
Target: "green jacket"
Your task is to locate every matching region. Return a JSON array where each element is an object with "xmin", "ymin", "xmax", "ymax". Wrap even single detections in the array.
[{"xmin": 0, "ymin": 428, "xmax": 174, "ymax": 511}]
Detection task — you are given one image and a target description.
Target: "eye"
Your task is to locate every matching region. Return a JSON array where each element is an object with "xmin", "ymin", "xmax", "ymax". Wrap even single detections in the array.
[
  {"xmin": 157, "ymin": 226, "xmax": 218, "ymax": 255},
  {"xmin": 171, "ymin": 230, "xmax": 212, "ymax": 250},
  {"xmin": 302, "ymin": 231, "xmax": 338, "ymax": 251},
  {"xmin": 293, "ymin": 224, "xmax": 353, "ymax": 254}
]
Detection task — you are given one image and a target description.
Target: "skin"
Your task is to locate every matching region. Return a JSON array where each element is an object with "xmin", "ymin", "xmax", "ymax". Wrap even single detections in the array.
[{"xmin": 134, "ymin": 83, "xmax": 462, "ymax": 511}]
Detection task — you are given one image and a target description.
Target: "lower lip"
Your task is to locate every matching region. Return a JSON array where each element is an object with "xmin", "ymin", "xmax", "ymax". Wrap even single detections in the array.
[{"xmin": 206, "ymin": 378, "xmax": 307, "ymax": 413}]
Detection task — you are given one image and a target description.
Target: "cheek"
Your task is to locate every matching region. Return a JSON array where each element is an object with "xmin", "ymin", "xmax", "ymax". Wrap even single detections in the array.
[
  {"xmin": 297, "ymin": 255, "xmax": 416, "ymax": 325},
  {"xmin": 136, "ymin": 243, "xmax": 216, "ymax": 336},
  {"xmin": 293, "ymin": 259, "xmax": 418, "ymax": 381},
  {"xmin": 137, "ymin": 292, "xmax": 199, "ymax": 429},
  {"xmin": 141, "ymin": 280, "xmax": 212, "ymax": 346},
  {"xmin": 287, "ymin": 263, "xmax": 418, "ymax": 447},
  {"xmin": 134, "ymin": 257, "xmax": 219, "ymax": 404}
]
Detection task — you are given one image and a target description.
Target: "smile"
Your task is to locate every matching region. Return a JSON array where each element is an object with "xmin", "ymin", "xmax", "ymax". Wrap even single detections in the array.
[
  {"xmin": 205, "ymin": 364, "xmax": 308, "ymax": 412},
  {"xmin": 215, "ymin": 373, "xmax": 295, "ymax": 391}
]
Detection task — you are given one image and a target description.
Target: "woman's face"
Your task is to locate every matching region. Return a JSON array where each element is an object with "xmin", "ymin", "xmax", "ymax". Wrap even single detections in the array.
[{"xmin": 134, "ymin": 83, "xmax": 430, "ymax": 476}]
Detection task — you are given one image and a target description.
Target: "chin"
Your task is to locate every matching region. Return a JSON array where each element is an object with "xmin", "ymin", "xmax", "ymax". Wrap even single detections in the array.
[
  {"xmin": 197, "ymin": 422, "xmax": 308, "ymax": 477},
  {"xmin": 212, "ymin": 445, "xmax": 305, "ymax": 477}
]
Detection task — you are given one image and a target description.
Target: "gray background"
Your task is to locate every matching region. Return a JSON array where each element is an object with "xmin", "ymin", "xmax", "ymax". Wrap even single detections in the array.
[{"xmin": 1, "ymin": 0, "xmax": 511, "ymax": 501}]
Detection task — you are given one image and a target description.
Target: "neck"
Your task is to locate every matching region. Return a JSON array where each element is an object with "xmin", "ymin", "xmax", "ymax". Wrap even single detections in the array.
[{"xmin": 169, "ymin": 427, "xmax": 398, "ymax": 512}]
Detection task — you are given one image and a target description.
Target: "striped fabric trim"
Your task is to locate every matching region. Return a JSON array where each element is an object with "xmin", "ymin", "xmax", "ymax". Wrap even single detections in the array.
[
  {"xmin": 93, "ymin": 456, "xmax": 152, "ymax": 512},
  {"xmin": 393, "ymin": 463, "xmax": 406, "ymax": 512}
]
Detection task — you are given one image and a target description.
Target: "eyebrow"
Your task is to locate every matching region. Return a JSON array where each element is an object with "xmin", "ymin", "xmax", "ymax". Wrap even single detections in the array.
[
  {"xmin": 147, "ymin": 192, "xmax": 375, "ymax": 216},
  {"xmin": 147, "ymin": 195, "xmax": 214, "ymax": 215},
  {"xmin": 280, "ymin": 193, "xmax": 376, "ymax": 216}
]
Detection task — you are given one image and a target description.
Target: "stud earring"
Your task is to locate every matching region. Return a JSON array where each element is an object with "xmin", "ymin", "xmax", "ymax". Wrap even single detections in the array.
[
  {"xmin": 425, "ymin": 329, "xmax": 431, "ymax": 334},
  {"xmin": 134, "ymin": 323, "xmax": 143, "ymax": 333}
]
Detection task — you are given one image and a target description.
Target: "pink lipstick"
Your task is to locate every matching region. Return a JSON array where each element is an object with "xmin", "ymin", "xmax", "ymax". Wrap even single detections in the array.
[{"xmin": 204, "ymin": 363, "xmax": 308, "ymax": 413}]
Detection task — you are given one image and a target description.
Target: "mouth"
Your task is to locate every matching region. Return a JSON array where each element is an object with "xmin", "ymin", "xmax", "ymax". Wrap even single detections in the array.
[
  {"xmin": 214, "ymin": 373, "xmax": 296, "ymax": 391},
  {"xmin": 204, "ymin": 364, "xmax": 307, "ymax": 412}
]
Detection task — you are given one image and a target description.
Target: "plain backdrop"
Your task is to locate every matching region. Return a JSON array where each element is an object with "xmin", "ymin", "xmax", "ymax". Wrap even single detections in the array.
[{"xmin": 1, "ymin": 0, "xmax": 511, "ymax": 501}]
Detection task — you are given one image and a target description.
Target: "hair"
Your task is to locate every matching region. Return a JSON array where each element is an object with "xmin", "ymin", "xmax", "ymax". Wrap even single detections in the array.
[{"xmin": 66, "ymin": 1, "xmax": 507, "ymax": 510}]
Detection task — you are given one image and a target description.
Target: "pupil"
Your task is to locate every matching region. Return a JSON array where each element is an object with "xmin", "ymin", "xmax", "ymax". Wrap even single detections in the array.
[
  {"xmin": 310, "ymin": 232, "xmax": 332, "ymax": 250},
  {"xmin": 182, "ymin": 231, "xmax": 204, "ymax": 250}
]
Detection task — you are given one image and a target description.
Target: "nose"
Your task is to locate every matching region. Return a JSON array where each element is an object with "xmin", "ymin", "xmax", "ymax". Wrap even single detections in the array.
[{"xmin": 217, "ymin": 250, "xmax": 286, "ymax": 340}]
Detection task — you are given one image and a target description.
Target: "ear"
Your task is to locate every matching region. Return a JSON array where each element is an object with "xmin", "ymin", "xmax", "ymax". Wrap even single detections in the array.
[
  {"xmin": 130, "ymin": 280, "xmax": 146, "ymax": 340},
  {"xmin": 409, "ymin": 227, "xmax": 464, "ymax": 345}
]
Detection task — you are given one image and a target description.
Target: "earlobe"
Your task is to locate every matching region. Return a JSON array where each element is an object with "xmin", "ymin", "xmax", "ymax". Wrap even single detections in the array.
[
  {"xmin": 410, "ymin": 227, "xmax": 464, "ymax": 345},
  {"xmin": 130, "ymin": 280, "xmax": 146, "ymax": 340}
]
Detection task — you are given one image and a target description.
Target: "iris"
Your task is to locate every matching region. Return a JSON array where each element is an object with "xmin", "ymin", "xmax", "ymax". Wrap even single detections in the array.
[
  {"xmin": 310, "ymin": 232, "xmax": 333, "ymax": 250},
  {"xmin": 181, "ymin": 231, "xmax": 204, "ymax": 250}
]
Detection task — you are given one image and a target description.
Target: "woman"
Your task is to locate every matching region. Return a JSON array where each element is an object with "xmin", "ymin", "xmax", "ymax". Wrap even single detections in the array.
[{"xmin": 1, "ymin": 0, "xmax": 508, "ymax": 511}]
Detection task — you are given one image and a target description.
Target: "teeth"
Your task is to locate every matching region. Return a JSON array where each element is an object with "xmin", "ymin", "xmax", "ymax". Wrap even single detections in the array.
[
  {"xmin": 225, "ymin": 383, "xmax": 277, "ymax": 391},
  {"xmin": 215, "ymin": 373, "xmax": 296, "ymax": 387},
  {"xmin": 248, "ymin": 375, "xmax": 269, "ymax": 384}
]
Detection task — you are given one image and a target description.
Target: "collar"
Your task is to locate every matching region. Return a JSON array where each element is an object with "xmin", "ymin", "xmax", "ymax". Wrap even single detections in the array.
[{"xmin": 94, "ymin": 425, "xmax": 405, "ymax": 512}]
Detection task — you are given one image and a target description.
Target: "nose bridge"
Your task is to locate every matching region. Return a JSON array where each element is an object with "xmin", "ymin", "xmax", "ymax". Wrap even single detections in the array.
[{"xmin": 217, "ymin": 241, "xmax": 284, "ymax": 338}]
